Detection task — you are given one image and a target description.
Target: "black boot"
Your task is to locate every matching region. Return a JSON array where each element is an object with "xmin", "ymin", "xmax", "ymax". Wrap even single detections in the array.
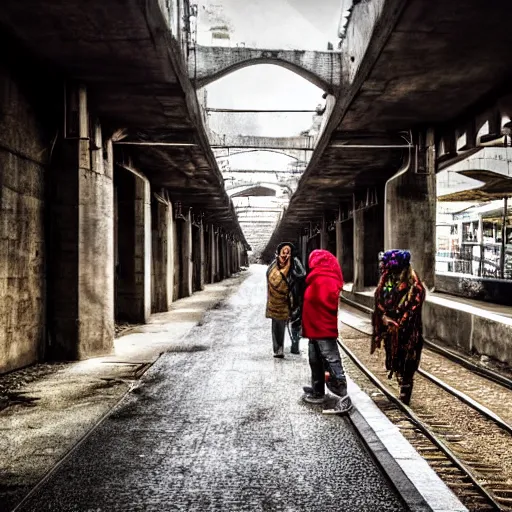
[
  {"xmin": 302, "ymin": 386, "xmax": 326, "ymax": 404},
  {"xmin": 291, "ymin": 341, "xmax": 300, "ymax": 354},
  {"xmin": 399, "ymin": 383, "xmax": 413, "ymax": 405}
]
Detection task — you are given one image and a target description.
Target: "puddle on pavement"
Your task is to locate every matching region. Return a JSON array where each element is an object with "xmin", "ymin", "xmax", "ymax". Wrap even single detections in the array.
[{"xmin": 166, "ymin": 344, "xmax": 209, "ymax": 353}]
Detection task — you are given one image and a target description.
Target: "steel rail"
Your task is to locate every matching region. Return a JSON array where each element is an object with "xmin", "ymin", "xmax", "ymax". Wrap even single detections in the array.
[
  {"xmin": 417, "ymin": 368, "xmax": 512, "ymax": 436},
  {"xmin": 338, "ymin": 303, "xmax": 512, "ymax": 436},
  {"xmin": 339, "ymin": 295, "xmax": 512, "ymax": 391},
  {"xmin": 337, "ymin": 338, "xmax": 504, "ymax": 511}
]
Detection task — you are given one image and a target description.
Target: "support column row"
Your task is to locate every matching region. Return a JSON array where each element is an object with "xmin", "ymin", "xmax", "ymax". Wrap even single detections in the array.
[{"xmin": 48, "ymin": 84, "xmax": 243, "ymax": 364}]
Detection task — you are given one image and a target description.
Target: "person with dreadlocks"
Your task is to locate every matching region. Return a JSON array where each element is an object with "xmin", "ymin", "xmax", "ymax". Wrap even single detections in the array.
[
  {"xmin": 266, "ymin": 242, "xmax": 306, "ymax": 358},
  {"xmin": 371, "ymin": 249, "xmax": 426, "ymax": 405}
]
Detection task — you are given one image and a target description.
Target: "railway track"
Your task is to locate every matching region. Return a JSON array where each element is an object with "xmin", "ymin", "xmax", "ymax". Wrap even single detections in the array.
[{"xmin": 339, "ymin": 302, "xmax": 512, "ymax": 512}]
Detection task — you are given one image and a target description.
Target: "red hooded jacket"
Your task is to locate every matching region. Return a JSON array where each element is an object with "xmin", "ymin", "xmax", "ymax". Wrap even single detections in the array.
[{"xmin": 302, "ymin": 250, "xmax": 344, "ymax": 339}]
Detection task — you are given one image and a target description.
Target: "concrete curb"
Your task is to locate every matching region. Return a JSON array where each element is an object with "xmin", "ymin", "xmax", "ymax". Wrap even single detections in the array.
[
  {"xmin": 347, "ymin": 377, "xmax": 468, "ymax": 512},
  {"xmin": 348, "ymin": 405, "xmax": 432, "ymax": 512}
]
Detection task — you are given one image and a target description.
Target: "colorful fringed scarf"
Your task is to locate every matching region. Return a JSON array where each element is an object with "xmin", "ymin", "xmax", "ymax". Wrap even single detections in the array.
[{"xmin": 371, "ymin": 257, "xmax": 426, "ymax": 383}]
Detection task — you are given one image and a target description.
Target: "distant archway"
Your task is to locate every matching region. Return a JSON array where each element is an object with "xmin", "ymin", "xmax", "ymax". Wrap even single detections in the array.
[
  {"xmin": 192, "ymin": 46, "xmax": 341, "ymax": 92},
  {"xmin": 227, "ymin": 182, "xmax": 291, "ymax": 197}
]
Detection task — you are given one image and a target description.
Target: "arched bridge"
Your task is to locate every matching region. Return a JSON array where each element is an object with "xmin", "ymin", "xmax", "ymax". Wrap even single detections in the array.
[
  {"xmin": 191, "ymin": 45, "xmax": 342, "ymax": 92},
  {"xmin": 209, "ymin": 133, "xmax": 315, "ymax": 162},
  {"xmin": 226, "ymin": 181, "xmax": 292, "ymax": 198}
]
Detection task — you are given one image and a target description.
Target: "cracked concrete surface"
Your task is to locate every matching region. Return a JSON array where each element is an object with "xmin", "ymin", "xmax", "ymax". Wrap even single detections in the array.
[
  {"xmin": 9, "ymin": 266, "xmax": 406, "ymax": 511},
  {"xmin": 0, "ymin": 272, "xmax": 248, "ymax": 511}
]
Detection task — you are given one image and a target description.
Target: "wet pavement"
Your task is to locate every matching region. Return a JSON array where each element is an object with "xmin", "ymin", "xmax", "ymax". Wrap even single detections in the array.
[{"xmin": 15, "ymin": 266, "xmax": 407, "ymax": 511}]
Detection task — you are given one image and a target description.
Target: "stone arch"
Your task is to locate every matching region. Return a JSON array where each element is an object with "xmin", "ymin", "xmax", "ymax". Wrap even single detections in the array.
[
  {"xmin": 227, "ymin": 181, "xmax": 292, "ymax": 198},
  {"xmin": 192, "ymin": 46, "xmax": 341, "ymax": 92},
  {"xmin": 231, "ymin": 185, "xmax": 276, "ymax": 198},
  {"xmin": 214, "ymin": 148, "xmax": 308, "ymax": 164}
]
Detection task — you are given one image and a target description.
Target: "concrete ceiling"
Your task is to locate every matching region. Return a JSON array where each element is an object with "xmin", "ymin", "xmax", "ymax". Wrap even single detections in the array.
[
  {"xmin": 0, "ymin": 0, "xmax": 248, "ymax": 242},
  {"xmin": 339, "ymin": 0, "xmax": 512, "ymax": 132},
  {"xmin": 263, "ymin": 0, "xmax": 512, "ymax": 257}
]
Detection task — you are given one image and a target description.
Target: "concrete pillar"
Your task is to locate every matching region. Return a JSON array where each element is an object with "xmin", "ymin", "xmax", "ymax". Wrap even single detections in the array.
[
  {"xmin": 336, "ymin": 207, "xmax": 343, "ymax": 269},
  {"xmin": 180, "ymin": 209, "xmax": 193, "ymax": 297},
  {"xmin": 219, "ymin": 233, "xmax": 223, "ymax": 280},
  {"xmin": 301, "ymin": 235, "xmax": 308, "ymax": 268},
  {"xmin": 353, "ymin": 205, "xmax": 365, "ymax": 292},
  {"xmin": 226, "ymin": 239, "xmax": 232, "ymax": 278},
  {"xmin": 320, "ymin": 214, "xmax": 327, "ymax": 249},
  {"xmin": 194, "ymin": 221, "xmax": 205, "ymax": 291},
  {"xmin": 364, "ymin": 203, "xmax": 384, "ymax": 286},
  {"xmin": 341, "ymin": 220, "xmax": 354, "ymax": 282},
  {"xmin": 134, "ymin": 175, "xmax": 152, "ymax": 321},
  {"xmin": 49, "ymin": 86, "xmax": 114, "ymax": 360},
  {"xmin": 385, "ymin": 129, "xmax": 436, "ymax": 288},
  {"xmin": 209, "ymin": 226, "xmax": 216, "ymax": 284},
  {"xmin": 222, "ymin": 235, "xmax": 229, "ymax": 280},
  {"xmin": 172, "ymin": 217, "xmax": 179, "ymax": 300},
  {"xmin": 215, "ymin": 232, "xmax": 220, "ymax": 282},
  {"xmin": 151, "ymin": 195, "xmax": 174, "ymax": 313},
  {"xmin": 115, "ymin": 166, "xmax": 151, "ymax": 323}
]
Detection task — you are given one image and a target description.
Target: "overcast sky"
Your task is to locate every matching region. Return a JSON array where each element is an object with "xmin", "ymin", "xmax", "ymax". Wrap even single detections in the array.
[
  {"xmin": 197, "ymin": 0, "xmax": 342, "ymax": 50},
  {"xmin": 195, "ymin": 1, "xmax": 341, "ymax": 170}
]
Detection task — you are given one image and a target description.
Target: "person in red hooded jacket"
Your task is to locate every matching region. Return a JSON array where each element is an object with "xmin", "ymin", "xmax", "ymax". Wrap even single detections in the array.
[{"xmin": 301, "ymin": 249, "xmax": 352, "ymax": 414}]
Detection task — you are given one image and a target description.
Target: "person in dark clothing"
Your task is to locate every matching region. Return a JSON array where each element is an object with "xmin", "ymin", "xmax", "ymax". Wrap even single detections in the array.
[
  {"xmin": 301, "ymin": 249, "xmax": 352, "ymax": 414},
  {"xmin": 265, "ymin": 242, "xmax": 306, "ymax": 357},
  {"xmin": 371, "ymin": 249, "xmax": 426, "ymax": 405}
]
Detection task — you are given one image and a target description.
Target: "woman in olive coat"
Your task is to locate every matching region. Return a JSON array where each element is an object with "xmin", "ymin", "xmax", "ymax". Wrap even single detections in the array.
[{"xmin": 266, "ymin": 242, "xmax": 306, "ymax": 357}]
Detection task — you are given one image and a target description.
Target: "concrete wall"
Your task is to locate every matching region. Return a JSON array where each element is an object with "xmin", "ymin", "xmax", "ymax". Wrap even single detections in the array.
[
  {"xmin": 0, "ymin": 56, "xmax": 54, "ymax": 372},
  {"xmin": 435, "ymin": 273, "xmax": 512, "ymax": 307},
  {"xmin": 179, "ymin": 211, "xmax": 193, "ymax": 298},
  {"xmin": 423, "ymin": 296, "xmax": 512, "ymax": 365},
  {"xmin": 192, "ymin": 223, "xmax": 205, "ymax": 292}
]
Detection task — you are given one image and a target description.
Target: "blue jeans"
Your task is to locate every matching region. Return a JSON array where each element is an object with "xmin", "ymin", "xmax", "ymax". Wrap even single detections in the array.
[{"xmin": 308, "ymin": 338, "xmax": 347, "ymax": 397}]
